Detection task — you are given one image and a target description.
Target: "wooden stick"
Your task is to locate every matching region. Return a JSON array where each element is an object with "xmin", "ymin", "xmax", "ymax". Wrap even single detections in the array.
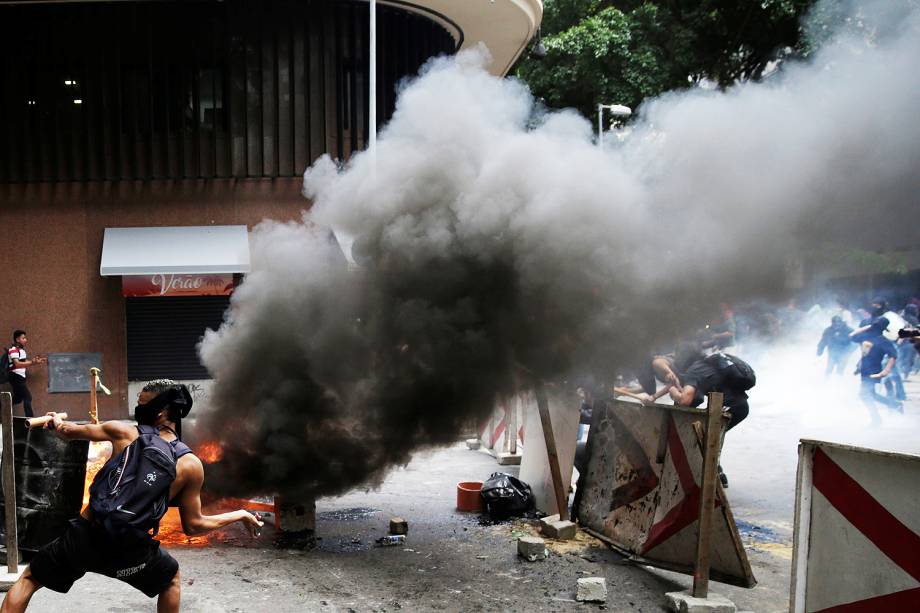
[
  {"xmin": 25, "ymin": 412, "xmax": 68, "ymax": 430},
  {"xmin": 692, "ymin": 392, "xmax": 724, "ymax": 598},
  {"xmin": 89, "ymin": 368, "xmax": 99, "ymax": 424},
  {"xmin": 1, "ymin": 392, "xmax": 18, "ymax": 574},
  {"xmin": 507, "ymin": 397, "xmax": 517, "ymax": 456},
  {"xmin": 611, "ymin": 386, "xmax": 648, "ymax": 402},
  {"xmin": 533, "ymin": 381, "xmax": 569, "ymax": 522},
  {"xmin": 691, "ymin": 420, "xmax": 756, "ymax": 588}
]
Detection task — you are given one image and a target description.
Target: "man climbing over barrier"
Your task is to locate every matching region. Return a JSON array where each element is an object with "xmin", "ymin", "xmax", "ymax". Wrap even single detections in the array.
[
  {"xmin": 0, "ymin": 379, "xmax": 263, "ymax": 613},
  {"xmin": 669, "ymin": 352, "xmax": 757, "ymax": 487}
]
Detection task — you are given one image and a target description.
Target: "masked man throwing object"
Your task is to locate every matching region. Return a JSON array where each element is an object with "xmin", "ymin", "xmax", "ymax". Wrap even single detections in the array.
[{"xmin": 0, "ymin": 380, "xmax": 263, "ymax": 613}]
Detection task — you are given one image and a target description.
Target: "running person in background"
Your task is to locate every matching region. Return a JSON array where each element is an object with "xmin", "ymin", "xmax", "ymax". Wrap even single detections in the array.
[
  {"xmin": 851, "ymin": 318, "xmax": 902, "ymax": 425},
  {"xmin": 7, "ymin": 330, "xmax": 46, "ymax": 418},
  {"xmin": 701, "ymin": 305, "xmax": 737, "ymax": 351},
  {"xmin": 0, "ymin": 380, "xmax": 263, "ymax": 613},
  {"xmin": 817, "ymin": 316, "xmax": 854, "ymax": 375},
  {"xmin": 852, "ymin": 298, "xmax": 907, "ymax": 403}
]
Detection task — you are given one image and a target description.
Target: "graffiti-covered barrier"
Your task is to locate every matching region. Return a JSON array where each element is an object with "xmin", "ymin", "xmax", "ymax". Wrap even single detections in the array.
[{"xmin": 576, "ymin": 399, "xmax": 755, "ymax": 588}]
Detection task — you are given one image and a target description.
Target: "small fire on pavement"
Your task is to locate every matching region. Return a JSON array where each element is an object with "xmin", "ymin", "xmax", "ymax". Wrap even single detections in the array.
[{"xmin": 155, "ymin": 439, "xmax": 234, "ymax": 546}]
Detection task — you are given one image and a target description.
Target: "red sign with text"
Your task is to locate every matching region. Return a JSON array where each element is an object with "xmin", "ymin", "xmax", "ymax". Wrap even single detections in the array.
[{"xmin": 122, "ymin": 274, "xmax": 235, "ymax": 297}]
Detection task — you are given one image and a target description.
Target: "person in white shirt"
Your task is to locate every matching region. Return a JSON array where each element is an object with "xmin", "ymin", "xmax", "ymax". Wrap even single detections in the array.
[{"xmin": 7, "ymin": 330, "xmax": 46, "ymax": 418}]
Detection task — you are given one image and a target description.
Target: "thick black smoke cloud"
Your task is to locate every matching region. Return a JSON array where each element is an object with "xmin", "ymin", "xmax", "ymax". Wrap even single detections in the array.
[{"xmin": 198, "ymin": 1, "xmax": 920, "ymax": 499}]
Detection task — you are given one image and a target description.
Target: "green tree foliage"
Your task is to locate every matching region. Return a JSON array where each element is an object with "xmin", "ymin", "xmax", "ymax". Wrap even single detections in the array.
[{"xmin": 516, "ymin": 0, "xmax": 817, "ymax": 118}]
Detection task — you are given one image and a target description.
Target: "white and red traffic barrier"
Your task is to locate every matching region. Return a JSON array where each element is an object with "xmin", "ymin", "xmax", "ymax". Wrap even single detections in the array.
[
  {"xmin": 792, "ymin": 440, "xmax": 920, "ymax": 612},
  {"xmin": 478, "ymin": 395, "xmax": 525, "ymax": 454}
]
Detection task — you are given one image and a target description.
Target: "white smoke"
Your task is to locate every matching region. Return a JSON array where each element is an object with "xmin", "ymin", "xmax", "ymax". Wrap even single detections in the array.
[{"xmin": 198, "ymin": 1, "xmax": 920, "ymax": 498}]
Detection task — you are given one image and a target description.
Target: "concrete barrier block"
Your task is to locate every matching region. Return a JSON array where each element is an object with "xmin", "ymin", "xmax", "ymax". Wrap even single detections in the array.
[
  {"xmin": 665, "ymin": 590, "xmax": 736, "ymax": 613},
  {"xmin": 539, "ymin": 514, "xmax": 560, "ymax": 530},
  {"xmin": 543, "ymin": 519, "xmax": 576, "ymax": 540}
]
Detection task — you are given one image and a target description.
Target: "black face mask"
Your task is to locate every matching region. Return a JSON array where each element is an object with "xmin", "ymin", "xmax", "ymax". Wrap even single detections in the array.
[
  {"xmin": 133, "ymin": 403, "xmax": 159, "ymax": 426},
  {"xmin": 134, "ymin": 385, "xmax": 193, "ymax": 427},
  {"xmin": 871, "ymin": 305, "xmax": 886, "ymax": 317},
  {"xmin": 134, "ymin": 392, "xmax": 173, "ymax": 426}
]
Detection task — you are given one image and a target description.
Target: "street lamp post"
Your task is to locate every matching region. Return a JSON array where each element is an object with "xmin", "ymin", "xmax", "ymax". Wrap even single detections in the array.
[
  {"xmin": 597, "ymin": 104, "xmax": 632, "ymax": 147},
  {"xmin": 369, "ymin": 0, "xmax": 377, "ymax": 151}
]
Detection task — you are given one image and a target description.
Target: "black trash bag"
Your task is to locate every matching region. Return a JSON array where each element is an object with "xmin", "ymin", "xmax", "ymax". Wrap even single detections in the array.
[{"xmin": 480, "ymin": 472, "xmax": 534, "ymax": 520}]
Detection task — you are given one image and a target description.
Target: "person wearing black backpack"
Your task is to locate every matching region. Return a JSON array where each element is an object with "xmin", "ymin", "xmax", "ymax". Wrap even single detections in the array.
[
  {"xmin": 1, "ymin": 380, "xmax": 264, "ymax": 613},
  {"xmin": 668, "ymin": 352, "xmax": 756, "ymax": 488}
]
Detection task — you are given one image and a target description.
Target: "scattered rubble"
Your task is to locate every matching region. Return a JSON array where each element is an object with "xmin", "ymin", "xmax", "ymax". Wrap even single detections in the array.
[
  {"xmin": 576, "ymin": 577, "xmax": 607, "ymax": 602},
  {"xmin": 389, "ymin": 517, "xmax": 409, "ymax": 536},
  {"xmin": 375, "ymin": 535, "xmax": 406, "ymax": 547},
  {"xmin": 517, "ymin": 536, "xmax": 548, "ymax": 562}
]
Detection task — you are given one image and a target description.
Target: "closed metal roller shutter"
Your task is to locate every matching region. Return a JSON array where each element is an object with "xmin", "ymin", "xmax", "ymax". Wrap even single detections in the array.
[{"xmin": 126, "ymin": 296, "xmax": 229, "ymax": 381}]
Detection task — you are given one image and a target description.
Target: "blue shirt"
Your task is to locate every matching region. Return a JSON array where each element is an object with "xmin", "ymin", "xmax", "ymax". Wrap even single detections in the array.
[{"xmin": 858, "ymin": 335, "xmax": 898, "ymax": 378}]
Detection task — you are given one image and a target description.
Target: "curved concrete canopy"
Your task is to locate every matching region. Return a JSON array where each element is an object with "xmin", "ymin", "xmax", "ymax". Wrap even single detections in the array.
[{"xmin": 382, "ymin": 0, "xmax": 543, "ymax": 75}]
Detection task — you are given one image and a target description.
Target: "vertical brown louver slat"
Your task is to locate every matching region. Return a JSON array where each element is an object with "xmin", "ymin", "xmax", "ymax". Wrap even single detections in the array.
[
  {"xmin": 270, "ymin": 2, "xmax": 281, "ymax": 178},
  {"xmin": 220, "ymin": 3, "xmax": 233, "ymax": 178},
  {"xmin": 147, "ymin": 17, "xmax": 158, "ymax": 180},
  {"xmin": 126, "ymin": 296, "xmax": 230, "ymax": 381},
  {"xmin": 334, "ymin": 4, "xmax": 344, "ymax": 159},
  {"xmin": 277, "ymin": 18, "xmax": 292, "ymax": 176},
  {"xmin": 292, "ymin": 15, "xmax": 306, "ymax": 174},
  {"xmin": 2, "ymin": 23, "xmax": 12, "ymax": 183}
]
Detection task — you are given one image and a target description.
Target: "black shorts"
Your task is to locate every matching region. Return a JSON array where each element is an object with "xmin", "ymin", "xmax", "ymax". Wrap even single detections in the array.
[{"xmin": 30, "ymin": 518, "xmax": 179, "ymax": 598}]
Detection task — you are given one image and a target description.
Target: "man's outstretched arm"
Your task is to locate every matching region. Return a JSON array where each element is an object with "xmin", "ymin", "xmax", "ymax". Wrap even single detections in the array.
[
  {"xmin": 45, "ymin": 412, "xmax": 135, "ymax": 444},
  {"xmin": 176, "ymin": 455, "xmax": 263, "ymax": 537}
]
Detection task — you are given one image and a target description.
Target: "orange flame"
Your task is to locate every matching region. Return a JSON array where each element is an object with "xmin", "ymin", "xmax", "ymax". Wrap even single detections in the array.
[
  {"xmin": 196, "ymin": 440, "xmax": 224, "ymax": 464},
  {"xmin": 82, "ymin": 441, "xmax": 113, "ymax": 510}
]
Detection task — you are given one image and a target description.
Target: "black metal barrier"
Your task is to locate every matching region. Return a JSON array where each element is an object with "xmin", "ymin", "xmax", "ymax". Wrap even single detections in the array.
[{"xmin": 0, "ymin": 417, "xmax": 89, "ymax": 553}]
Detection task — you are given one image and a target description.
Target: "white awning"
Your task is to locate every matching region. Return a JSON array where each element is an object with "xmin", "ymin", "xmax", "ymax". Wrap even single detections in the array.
[{"xmin": 100, "ymin": 225, "xmax": 251, "ymax": 276}]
